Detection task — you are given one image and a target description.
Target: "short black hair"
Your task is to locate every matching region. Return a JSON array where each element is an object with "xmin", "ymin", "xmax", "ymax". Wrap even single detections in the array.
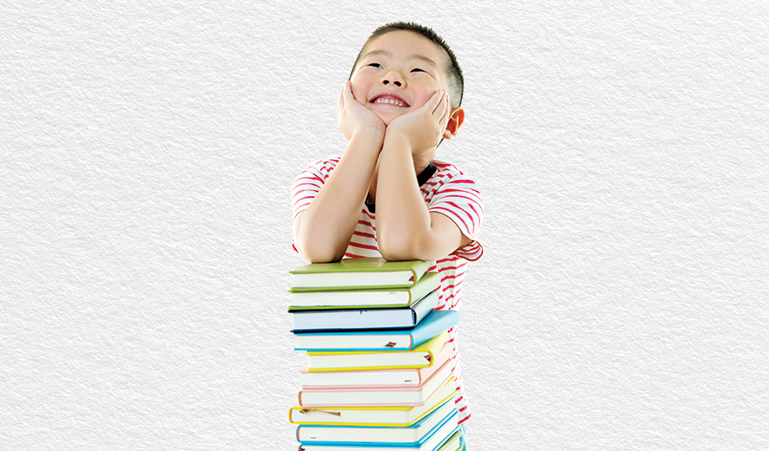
[{"xmin": 349, "ymin": 22, "xmax": 464, "ymax": 109}]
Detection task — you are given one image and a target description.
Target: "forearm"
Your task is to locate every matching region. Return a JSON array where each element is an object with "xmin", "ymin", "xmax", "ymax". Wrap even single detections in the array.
[
  {"xmin": 294, "ymin": 131, "xmax": 382, "ymax": 262},
  {"xmin": 375, "ymin": 135, "xmax": 436, "ymax": 261}
]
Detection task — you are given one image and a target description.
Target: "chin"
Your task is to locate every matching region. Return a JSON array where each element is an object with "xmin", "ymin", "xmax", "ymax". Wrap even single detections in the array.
[{"xmin": 375, "ymin": 112, "xmax": 400, "ymax": 126}]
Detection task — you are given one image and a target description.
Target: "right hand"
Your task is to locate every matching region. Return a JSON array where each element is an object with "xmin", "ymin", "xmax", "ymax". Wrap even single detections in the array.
[{"xmin": 337, "ymin": 81, "xmax": 386, "ymax": 140}]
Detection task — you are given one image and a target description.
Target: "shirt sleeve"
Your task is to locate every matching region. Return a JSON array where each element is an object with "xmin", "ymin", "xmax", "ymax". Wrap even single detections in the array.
[
  {"xmin": 290, "ymin": 159, "xmax": 337, "ymax": 252},
  {"xmin": 291, "ymin": 159, "xmax": 338, "ymax": 220},
  {"xmin": 427, "ymin": 173, "xmax": 484, "ymax": 261}
]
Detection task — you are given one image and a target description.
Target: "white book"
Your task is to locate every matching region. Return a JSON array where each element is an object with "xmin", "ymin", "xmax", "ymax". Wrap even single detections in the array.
[
  {"xmin": 289, "ymin": 378, "xmax": 456, "ymax": 427},
  {"xmin": 300, "ymin": 366, "xmax": 430, "ymax": 387},
  {"xmin": 297, "ymin": 402, "xmax": 456, "ymax": 443},
  {"xmin": 298, "ymin": 362, "xmax": 453, "ymax": 407},
  {"xmin": 297, "ymin": 408, "xmax": 459, "ymax": 450}
]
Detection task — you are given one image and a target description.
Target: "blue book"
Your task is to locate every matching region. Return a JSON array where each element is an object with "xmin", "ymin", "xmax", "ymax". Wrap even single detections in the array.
[
  {"xmin": 296, "ymin": 409, "xmax": 459, "ymax": 450},
  {"xmin": 293, "ymin": 310, "xmax": 459, "ymax": 352}
]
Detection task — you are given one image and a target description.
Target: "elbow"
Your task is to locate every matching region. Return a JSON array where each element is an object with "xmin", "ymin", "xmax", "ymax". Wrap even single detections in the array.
[
  {"xmin": 292, "ymin": 211, "xmax": 347, "ymax": 262},
  {"xmin": 293, "ymin": 224, "xmax": 346, "ymax": 263},
  {"xmin": 295, "ymin": 241, "xmax": 345, "ymax": 263},
  {"xmin": 294, "ymin": 233, "xmax": 347, "ymax": 262},
  {"xmin": 377, "ymin": 233, "xmax": 426, "ymax": 262}
]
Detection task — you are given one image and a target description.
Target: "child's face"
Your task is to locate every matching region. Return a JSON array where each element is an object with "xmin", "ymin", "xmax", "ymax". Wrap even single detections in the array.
[{"xmin": 350, "ymin": 30, "xmax": 451, "ymax": 126}]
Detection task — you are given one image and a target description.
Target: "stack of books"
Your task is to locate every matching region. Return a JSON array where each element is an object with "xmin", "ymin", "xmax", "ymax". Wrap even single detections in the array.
[{"xmin": 287, "ymin": 258, "xmax": 464, "ymax": 451}]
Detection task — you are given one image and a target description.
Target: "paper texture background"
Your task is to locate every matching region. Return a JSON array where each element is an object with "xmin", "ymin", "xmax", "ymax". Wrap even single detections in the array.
[{"xmin": 2, "ymin": 1, "xmax": 767, "ymax": 449}]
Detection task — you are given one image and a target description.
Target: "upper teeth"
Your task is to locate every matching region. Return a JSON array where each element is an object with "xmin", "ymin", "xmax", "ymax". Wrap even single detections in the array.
[{"xmin": 374, "ymin": 97, "xmax": 405, "ymax": 107}]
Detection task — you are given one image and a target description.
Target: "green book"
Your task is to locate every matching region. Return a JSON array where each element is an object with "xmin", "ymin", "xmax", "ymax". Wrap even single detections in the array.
[
  {"xmin": 290, "ymin": 258, "xmax": 430, "ymax": 290},
  {"xmin": 289, "ymin": 272, "xmax": 440, "ymax": 311}
]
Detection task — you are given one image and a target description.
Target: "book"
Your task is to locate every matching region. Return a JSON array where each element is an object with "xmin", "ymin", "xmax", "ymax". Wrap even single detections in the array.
[
  {"xmin": 297, "ymin": 405, "xmax": 458, "ymax": 446},
  {"xmin": 295, "ymin": 310, "xmax": 457, "ymax": 352},
  {"xmin": 298, "ymin": 359, "xmax": 453, "ymax": 407},
  {"xmin": 435, "ymin": 430, "xmax": 463, "ymax": 451},
  {"xmin": 289, "ymin": 272, "xmax": 439, "ymax": 311},
  {"xmin": 299, "ymin": 342, "xmax": 452, "ymax": 387},
  {"xmin": 289, "ymin": 377, "xmax": 456, "ymax": 427},
  {"xmin": 305, "ymin": 331, "xmax": 448, "ymax": 371},
  {"xmin": 291, "ymin": 291, "xmax": 440, "ymax": 332},
  {"xmin": 291, "ymin": 258, "xmax": 430, "ymax": 290}
]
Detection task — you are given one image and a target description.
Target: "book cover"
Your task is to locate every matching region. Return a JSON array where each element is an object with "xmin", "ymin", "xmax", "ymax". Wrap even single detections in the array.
[
  {"xmin": 294, "ymin": 309, "xmax": 457, "ymax": 352},
  {"xmin": 290, "ymin": 258, "xmax": 430, "ymax": 290},
  {"xmin": 288, "ymin": 377, "xmax": 457, "ymax": 427},
  {"xmin": 435, "ymin": 429, "xmax": 463, "ymax": 451},
  {"xmin": 289, "ymin": 272, "xmax": 439, "ymax": 310}
]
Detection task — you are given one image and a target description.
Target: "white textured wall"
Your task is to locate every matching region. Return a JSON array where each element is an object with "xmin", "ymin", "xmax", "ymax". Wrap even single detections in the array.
[{"xmin": 2, "ymin": 1, "xmax": 767, "ymax": 449}]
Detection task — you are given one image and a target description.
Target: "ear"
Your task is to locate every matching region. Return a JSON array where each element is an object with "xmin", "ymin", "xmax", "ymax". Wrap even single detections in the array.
[{"xmin": 442, "ymin": 107, "xmax": 465, "ymax": 140}]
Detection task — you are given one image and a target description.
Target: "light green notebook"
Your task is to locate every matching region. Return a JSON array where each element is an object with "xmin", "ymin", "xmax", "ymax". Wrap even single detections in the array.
[
  {"xmin": 289, "ymin": 272, "xmax": 439, "ymax": 311},
  {"xmin": 436, "ymin": 429, "xmax": 463, "ymax": 451},
  {"xmin": 290, "ymin": 258, "xmax": 430, "ymax": 290}
]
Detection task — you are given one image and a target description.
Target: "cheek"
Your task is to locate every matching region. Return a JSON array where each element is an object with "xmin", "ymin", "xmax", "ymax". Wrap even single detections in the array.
[
  {"xmin": 350, "ymin": 81, "xmax": 368, "ymax": 104},
  {"xmin": 412, "ymin": 91, "xmax": 436, "ymax": 109}
]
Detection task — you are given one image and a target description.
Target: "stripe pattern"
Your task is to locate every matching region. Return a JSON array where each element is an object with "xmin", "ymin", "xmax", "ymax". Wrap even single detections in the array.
[{"xmin": 291, "ymin": 158, "xmax": 484, "ymax": 424}]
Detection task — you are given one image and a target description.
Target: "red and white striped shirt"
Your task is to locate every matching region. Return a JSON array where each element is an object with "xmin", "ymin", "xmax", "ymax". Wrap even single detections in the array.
[{"xmin": 291, "ymin": 157, "xmax": 484, "ymax": 424}]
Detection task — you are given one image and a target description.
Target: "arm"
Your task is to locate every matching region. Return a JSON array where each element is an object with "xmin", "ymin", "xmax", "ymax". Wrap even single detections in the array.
[
  {"xmin": 375, "ymin": 90, "xmax": 472, "ymax": 261},
  {"xmin": 293, "ymin": 82, "xmax": 384, "ymax": 262}
]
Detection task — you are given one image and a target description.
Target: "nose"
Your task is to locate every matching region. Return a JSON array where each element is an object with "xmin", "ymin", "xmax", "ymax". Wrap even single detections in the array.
[{"xmin": 380, "ymin": 70, "xmax": 405, "ymax": 87}]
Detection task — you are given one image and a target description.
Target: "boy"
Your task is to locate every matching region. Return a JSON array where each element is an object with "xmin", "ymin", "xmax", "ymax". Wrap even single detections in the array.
[{"xmin": 291, "ymin": 22, "xmax": 483, "ymax": 447}]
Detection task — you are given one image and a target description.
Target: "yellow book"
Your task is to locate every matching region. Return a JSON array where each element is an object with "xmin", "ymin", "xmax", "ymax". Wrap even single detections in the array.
[{"xmin": 306, "ymin": 332, "xmax": 448, "ymax": 372}]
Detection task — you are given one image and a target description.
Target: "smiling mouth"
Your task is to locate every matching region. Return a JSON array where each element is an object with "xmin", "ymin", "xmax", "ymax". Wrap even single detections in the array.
[{"xmin": 370, "ymin": 95, "xmax": 410, "ymax": 108}]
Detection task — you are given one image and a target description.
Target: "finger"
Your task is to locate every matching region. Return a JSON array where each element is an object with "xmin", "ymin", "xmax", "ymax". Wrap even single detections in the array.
[
  {"xmin": 422, "ymin": 89, "xmax": 442, "ymax": 114},
  {"xmin": 430, "ymin": 90, "xmax": 448, "ymax": 115},
  {"xmin": 433, "ymin": 90, "xmax": 449, "ymax": 117},
  {"xmin": 438, "ymin": 101, "xmax": 450, "ymax": 127},
  {"xmin": 337, "ymin": 82, "xmax": 347, "ymax": 112},
  {"xmin": 344, "ymin": 81, "xmax": 358, "ymax": 103}
]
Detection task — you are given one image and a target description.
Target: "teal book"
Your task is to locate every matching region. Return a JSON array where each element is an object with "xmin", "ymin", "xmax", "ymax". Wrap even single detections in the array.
[{"xmin": 294, "ymin": 310, "xmax": 458, "ymax": 352}]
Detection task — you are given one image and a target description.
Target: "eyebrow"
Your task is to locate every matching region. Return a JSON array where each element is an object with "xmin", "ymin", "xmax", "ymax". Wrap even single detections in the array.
[{"xmin": 361, "ymin": 49, "xmax": 438, "ymax": 69}]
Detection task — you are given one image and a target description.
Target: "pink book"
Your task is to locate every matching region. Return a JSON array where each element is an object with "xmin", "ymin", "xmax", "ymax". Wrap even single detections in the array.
[{"xmin": 299, "ymin": 358, "xmax": 454, "ymax": 407}]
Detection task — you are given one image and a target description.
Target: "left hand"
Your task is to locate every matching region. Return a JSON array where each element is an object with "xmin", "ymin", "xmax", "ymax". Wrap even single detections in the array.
[{"xmin": 385, "ymin": 89, "xmax": 451, "ymax": 154}]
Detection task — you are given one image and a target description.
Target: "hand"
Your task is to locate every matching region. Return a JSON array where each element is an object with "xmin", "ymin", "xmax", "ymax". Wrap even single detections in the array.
[
  {"xmin": 337, "ymin": 81, "xmax": 386, "ymax": 140},
  {"xmin": 385, "ymin": 89, "xmax": 451, "ymax": 154}
]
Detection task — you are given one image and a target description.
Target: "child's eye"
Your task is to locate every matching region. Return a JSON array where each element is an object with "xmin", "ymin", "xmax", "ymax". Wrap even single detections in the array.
[
  {"xmin": 368, "ymin": 63, "xmax": 383, "ymax": 69},
  {"xmin": 411, "ymin": 68, "xmax": 426, "ymax": 73}
]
